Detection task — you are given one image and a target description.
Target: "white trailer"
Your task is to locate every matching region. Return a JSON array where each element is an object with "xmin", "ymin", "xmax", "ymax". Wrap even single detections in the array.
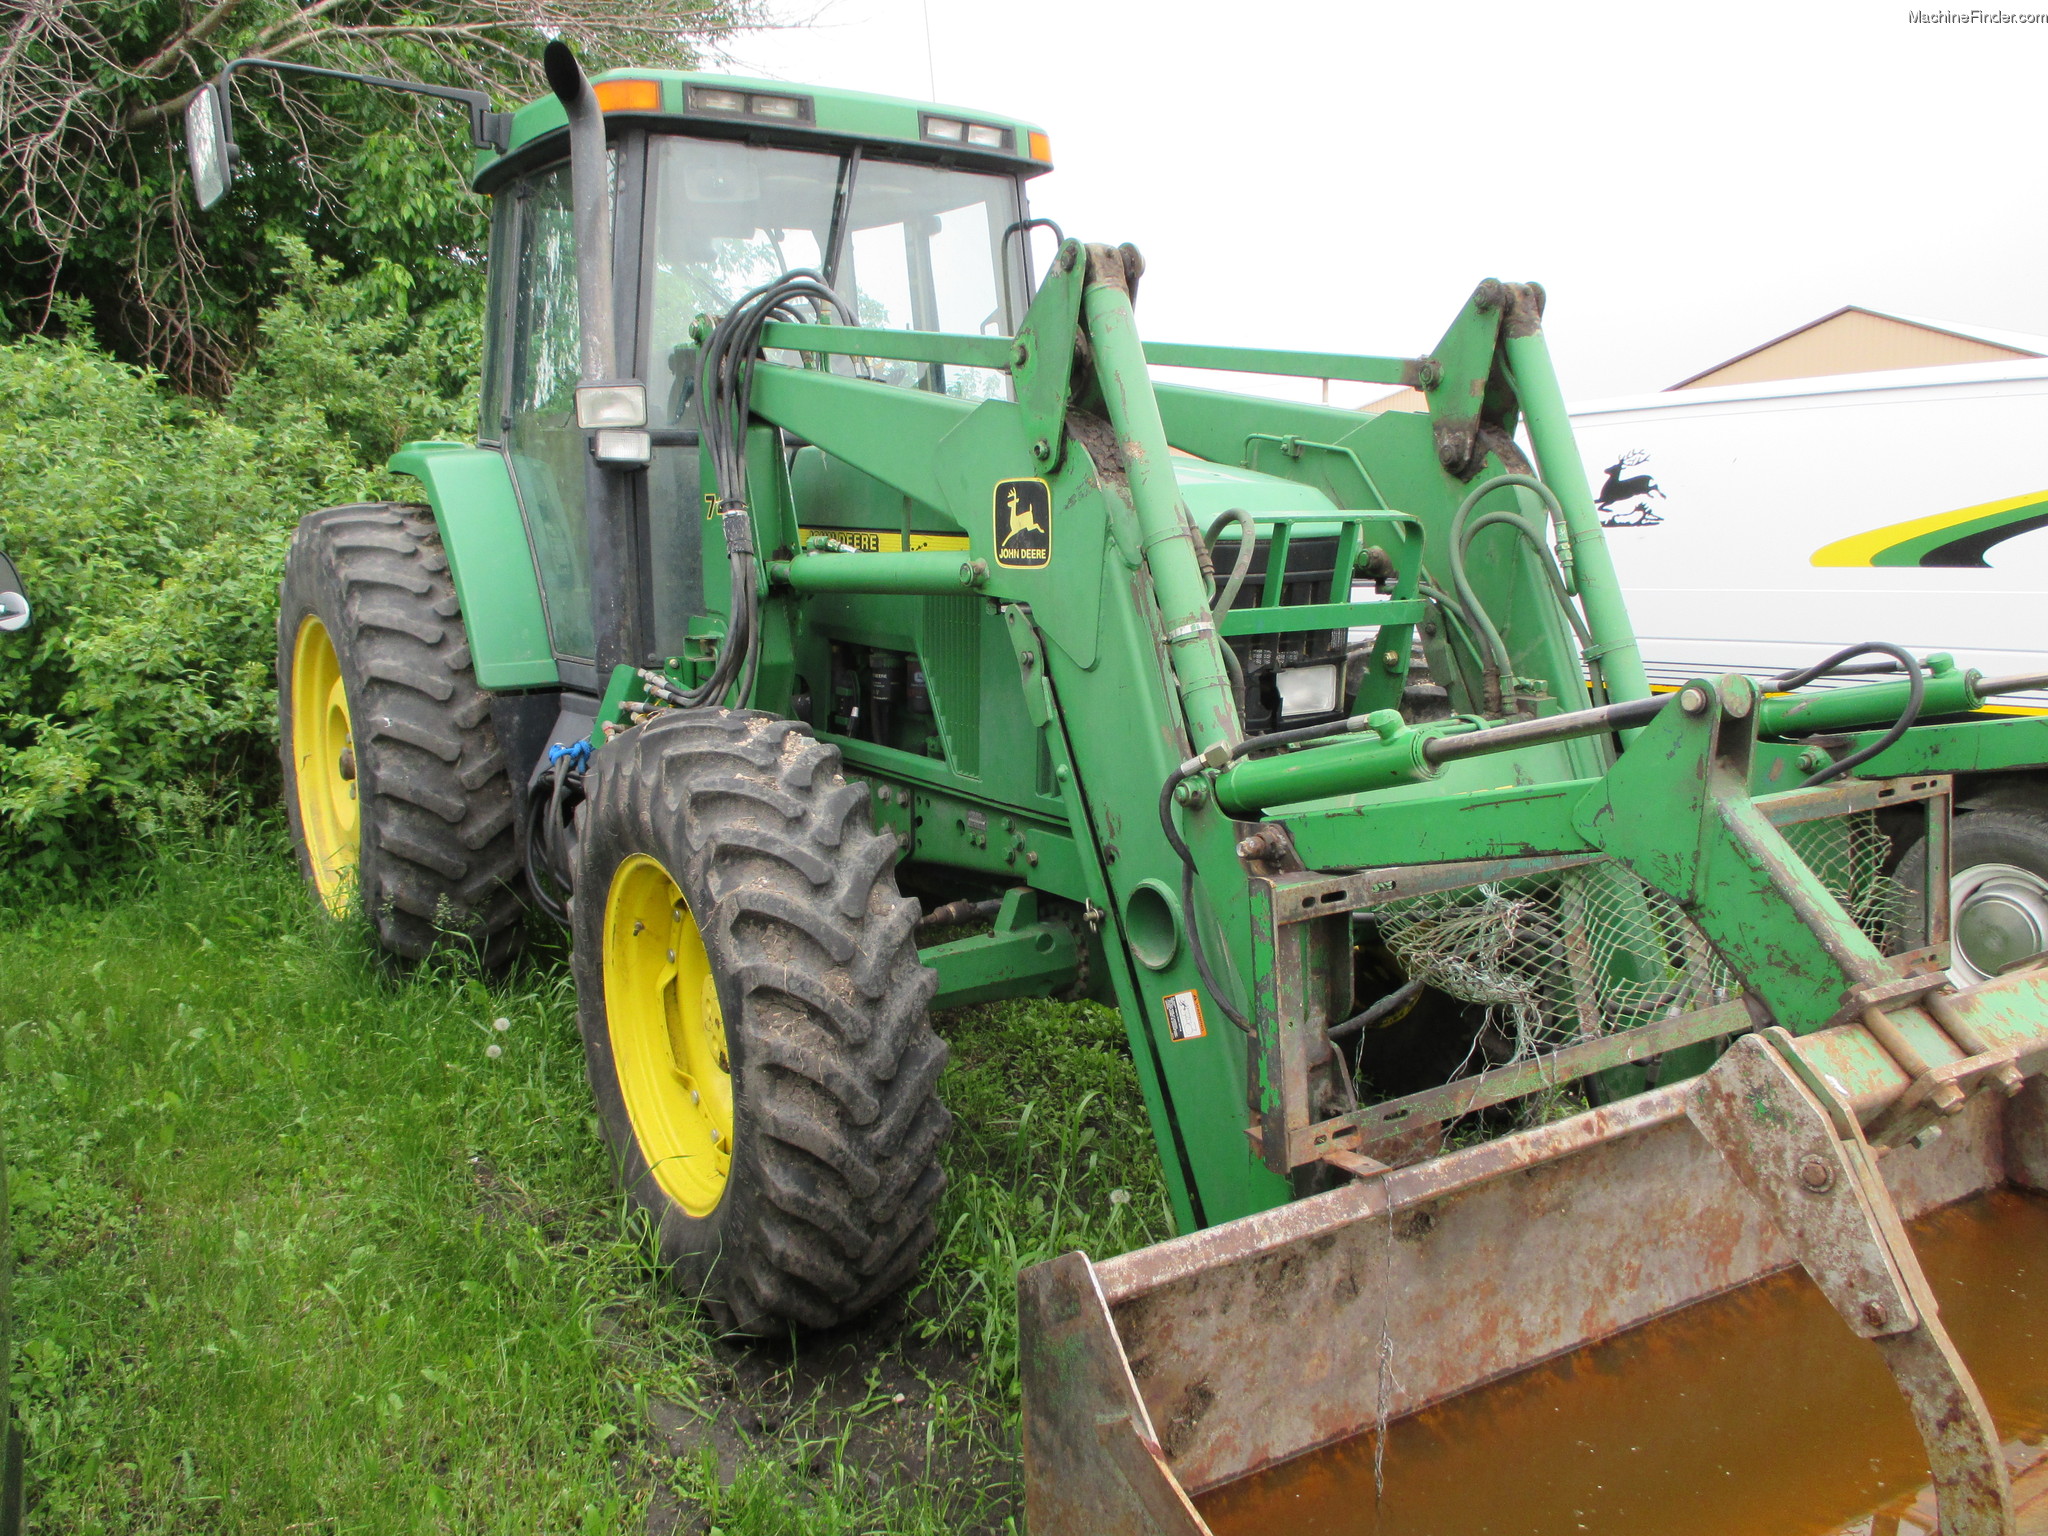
[{"xmin": 1569, "ymin": 359, "xmax": 2048, "ymax": 982}]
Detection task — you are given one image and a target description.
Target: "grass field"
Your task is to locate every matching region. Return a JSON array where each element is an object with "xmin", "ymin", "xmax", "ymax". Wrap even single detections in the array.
[{"xmin": 0, "ymin": 824, "xmax": 1168, "ymax": 1533}]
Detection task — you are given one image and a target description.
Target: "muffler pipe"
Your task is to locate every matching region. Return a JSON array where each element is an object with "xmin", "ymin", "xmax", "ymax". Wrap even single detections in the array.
[
  {"xmin": 543, "ymin": 41, "xmax": 615, "ymax": 384},
  {"xmin": 543, "ymin": 40, "xmax": 636, "ymax": 673}
]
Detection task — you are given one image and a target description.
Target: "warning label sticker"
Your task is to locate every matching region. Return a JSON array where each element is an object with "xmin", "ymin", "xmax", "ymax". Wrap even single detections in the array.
[{"xmin": 1163, "ymin": 989, "xmax": 1207, "ymax": 1042}]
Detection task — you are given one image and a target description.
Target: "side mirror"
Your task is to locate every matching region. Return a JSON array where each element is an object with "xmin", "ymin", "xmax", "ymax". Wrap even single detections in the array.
[
  {"xmin": 0, "ymin": 550, "xmax": 27, "ymax": 634},
  {"xmin": 184, "ymin": 84, "xmax": 232, "ymax": 211}
]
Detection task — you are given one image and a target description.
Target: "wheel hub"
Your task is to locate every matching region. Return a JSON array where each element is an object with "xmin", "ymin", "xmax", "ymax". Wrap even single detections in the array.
[
  {"xmin": 1951, "ymin": 861, "xmax": 2048, "ymax": 983},
  {"xmin": 602, "ymin": 855, "xmax": 734, "ymax": 1217},
  {"xmin": 290, "ymin": 614, "xmax": 359, "ymax": 914}
]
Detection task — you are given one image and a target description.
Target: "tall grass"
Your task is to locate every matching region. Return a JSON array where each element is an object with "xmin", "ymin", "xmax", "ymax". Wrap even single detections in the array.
[
  {"xmin": 0, "ymin": 826, "xmax": 1169, "ymax": 1532},
  {"xmin": 1, "ymin": 824, "xmax": 687, "ymax": 1532},
  {"xmin": 917, "ymin": 1006, "xmax": 1170, "ymax": 1396}
]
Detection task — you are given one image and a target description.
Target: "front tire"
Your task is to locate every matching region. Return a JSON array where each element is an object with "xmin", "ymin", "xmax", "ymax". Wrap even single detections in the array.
[
  {"xmin": 571, "ymin": 709, "xmax": 949, "ymax": 1333},
  {"xmin": 277, "ymin": 503, "xmax": 523, "ymax": 964}
]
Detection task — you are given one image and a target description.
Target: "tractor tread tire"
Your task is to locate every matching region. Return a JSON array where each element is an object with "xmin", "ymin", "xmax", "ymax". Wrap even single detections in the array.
[
  {"xmin": 278, "ymin": 502, "xmax": 523, "ymax": 967},
  {"xmin": 572, "ymin": 709, "xmax": 948, "ymax": 1334}
]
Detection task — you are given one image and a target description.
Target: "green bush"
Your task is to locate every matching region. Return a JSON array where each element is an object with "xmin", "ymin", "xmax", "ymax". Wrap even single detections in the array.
[{"xmin": 0, "ymin": 242, "xmax": 483, "ymax": 882}]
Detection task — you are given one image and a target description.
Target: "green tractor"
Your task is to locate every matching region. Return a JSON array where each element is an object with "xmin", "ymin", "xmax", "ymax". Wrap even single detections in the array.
[{"xmin": 192, "ymin": 45, "xmax": 2048, "ymax": 1532}]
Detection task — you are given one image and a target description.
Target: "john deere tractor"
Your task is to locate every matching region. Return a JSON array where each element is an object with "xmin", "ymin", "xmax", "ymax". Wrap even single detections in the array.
[{"xmin": 192, "ymin": 44, "xmax": 2048, "ymax": 1533}]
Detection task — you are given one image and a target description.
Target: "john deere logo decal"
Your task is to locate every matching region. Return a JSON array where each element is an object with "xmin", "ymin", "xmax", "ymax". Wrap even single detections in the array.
[
  {"xmin": 994, "ymin": 478, "xmax": 1050, "ymax": 569},
  {"xmin": 1596, "ymin": 450, "xmax": 1666, "ymax": 528}
]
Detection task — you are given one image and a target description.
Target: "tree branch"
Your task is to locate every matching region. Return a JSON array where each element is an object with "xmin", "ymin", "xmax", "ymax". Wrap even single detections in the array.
[{"xmin": 129, "ymin": 0, "xmax": 251, "ymax": 81}]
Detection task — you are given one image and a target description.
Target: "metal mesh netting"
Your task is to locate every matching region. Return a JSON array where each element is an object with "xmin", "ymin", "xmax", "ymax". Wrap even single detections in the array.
[{"xmin": 1374, "ymin": 812, "xmax": 1902, "ymax": 1066}]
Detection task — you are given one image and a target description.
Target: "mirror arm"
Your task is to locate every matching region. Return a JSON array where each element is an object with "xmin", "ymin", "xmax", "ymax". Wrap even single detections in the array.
[{"xmin": 209, "ymin": 56, "xmax": 512, "ymax": 168}]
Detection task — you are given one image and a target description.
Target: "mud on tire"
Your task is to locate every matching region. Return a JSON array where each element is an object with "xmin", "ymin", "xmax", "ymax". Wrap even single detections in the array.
[
  {"xmin": 277, "ymin": 502, "xmax": 523, "ymax": 965},
  {"xmin": 571, "ymin": 709, "xmax": 949, "ymax": 1333}
]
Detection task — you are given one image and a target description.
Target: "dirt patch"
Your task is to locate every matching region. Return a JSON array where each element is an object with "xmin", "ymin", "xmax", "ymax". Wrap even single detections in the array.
[{"xmin": 645, "ymin": 1292, "xmax": 1019, "ymax": 1534}]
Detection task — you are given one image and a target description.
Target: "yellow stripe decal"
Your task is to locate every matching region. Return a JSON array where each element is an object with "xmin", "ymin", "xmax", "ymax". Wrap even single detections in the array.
[
  {"xmin": 798, "ymin": 526, "xmax": 970, "ymax": 553},
  {"xmin": 1811, "ymin": 488, "xmax": 2048, "ymax": 567}
]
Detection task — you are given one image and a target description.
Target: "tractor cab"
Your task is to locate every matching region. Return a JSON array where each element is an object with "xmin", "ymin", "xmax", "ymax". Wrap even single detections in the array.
[{"xmin": 468, "ymin": 71, "xmax": 1054, "ymax": 676}]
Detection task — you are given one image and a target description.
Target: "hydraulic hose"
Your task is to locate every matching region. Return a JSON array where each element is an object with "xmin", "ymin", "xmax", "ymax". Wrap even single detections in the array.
[
  {"xmin": 1768, "ymin": 641, "xmax": 1926, "ymax": 786},
  {"xmin": 1327, "ymin": 976, "xmax": 1426, "ymax": 1042},
  {"xmin": 1203, "ymin": 508, "xmax": 1257, "ymax": 622},
  {"xmin": 1415, "ymin": 579, "xmax": 1501, "ymax": 713},
  {"xmin": 1446, "ymin": 474, "xmax": 1598, "ymax": 704},
  {"xmin": 1202, "ymin": 508, "xmax": 1256, "ymax": 702},
  {"xmin": 691, "ymin": 270, "xmax": 857, "ymax": 709}
]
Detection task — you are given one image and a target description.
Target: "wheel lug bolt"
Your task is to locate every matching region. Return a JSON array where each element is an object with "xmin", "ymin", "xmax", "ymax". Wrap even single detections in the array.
[{"xmin": 338, "ymin": 747, "xmax": 356, "ymax": 781}]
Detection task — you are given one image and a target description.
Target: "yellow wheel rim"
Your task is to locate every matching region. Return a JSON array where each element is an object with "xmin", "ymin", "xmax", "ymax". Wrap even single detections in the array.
[
  {"xmin": 602, "ymin": 854, "xmax": 734, "ymax": 1217},
  {"xmin": 290, "ymin": 615, "xmax": 359, "ymax": 914}
]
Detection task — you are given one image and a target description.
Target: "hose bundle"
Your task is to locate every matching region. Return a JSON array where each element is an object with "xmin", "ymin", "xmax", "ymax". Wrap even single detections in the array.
[
  {"xmin": 688, "ymin": 269, "xmax": 858, "ymax": 709},
  {"xmin": 1769, "ymin": 641, "xmax": 1926, "ymax": 786}
]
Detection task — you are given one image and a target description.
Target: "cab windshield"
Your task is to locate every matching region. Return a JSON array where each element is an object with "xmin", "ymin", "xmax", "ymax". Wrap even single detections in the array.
[{"xmin": 644, "ymin": 137, "xmax": 1027, "ymax": 424}]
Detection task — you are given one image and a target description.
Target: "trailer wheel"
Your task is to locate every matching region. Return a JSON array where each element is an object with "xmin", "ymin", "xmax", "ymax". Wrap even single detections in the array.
[
  {"xmin": 1898, "ymin": 810, "xmax": 2048, "ymax": 983},
  {"xmin": 277, "ymin": 503, "xmax": 523, "ymax": 965},
  {"xmin": 571, "ymin": 709, "xmax": 948, "ymax": 1333}
]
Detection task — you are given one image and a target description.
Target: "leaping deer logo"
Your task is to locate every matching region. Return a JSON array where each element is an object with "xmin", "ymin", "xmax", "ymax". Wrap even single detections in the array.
[
  {"xmin": 1001, "ymin": 485, "xmax": 1045, "ymax": 548},
  {"xmin": 1597, "ymin": 450, "xmax": 1666, "ymax": 528}
]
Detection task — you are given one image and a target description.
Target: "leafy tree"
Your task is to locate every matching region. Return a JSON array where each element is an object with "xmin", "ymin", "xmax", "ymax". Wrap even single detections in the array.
[
  {"xmin": 0, "ymin": 0, "xmax": 759, "ymax": 391},
  {"xmin": 0, "ymin": 243, "xmax": 486, "ymax": 880}
]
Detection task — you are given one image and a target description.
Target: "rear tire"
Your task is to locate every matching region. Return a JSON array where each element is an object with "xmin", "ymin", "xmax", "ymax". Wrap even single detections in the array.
[
  {"xmin": 571, "ymin": 709, "xmax": 949, "ymax": 1333},
  {"xmin": 1898, "ymin": 809, "xmax": 2048, "ymax": 983},
  {"xmin": 277, "ymin": 503, "xmax": 523, "ymax": 965}
]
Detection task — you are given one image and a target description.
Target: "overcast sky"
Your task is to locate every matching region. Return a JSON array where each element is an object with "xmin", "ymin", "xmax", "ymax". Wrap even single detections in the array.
[{"xmin": 713, "ymin": 0, "xmax": 2048, "ymax": 404}]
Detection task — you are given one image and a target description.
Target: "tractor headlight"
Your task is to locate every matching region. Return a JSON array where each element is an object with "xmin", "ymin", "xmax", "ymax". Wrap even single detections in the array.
[
  {"xmin": 593, "ymin": 430, "xmax": 647, "ymax": 466},
  {"xmin": 921, "ymin": 114, "xmax": 1012, "ymax": 152},
  {"xmin": 687, "ymin": 87, "xmax": 813, "ymax": 121},
  {"xmin": 592, "ymin": 428, "xmax": 652, "ymax": 466},
  {"xmin": 576, "ymin": 382, "xmax": 647, "ymax": 430},
  {"xmin": 1275, "ymin": 663, "xmax": 1340, "ymax": 720}
]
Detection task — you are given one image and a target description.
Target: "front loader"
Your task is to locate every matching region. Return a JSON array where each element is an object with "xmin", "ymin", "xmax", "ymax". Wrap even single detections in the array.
[{"xmin": 188, "ymin": 43, "xmax": 2048, "ymax": 1533}]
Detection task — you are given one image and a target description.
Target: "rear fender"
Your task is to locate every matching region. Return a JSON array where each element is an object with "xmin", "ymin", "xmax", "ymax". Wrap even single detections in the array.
[{"xmin": 388, "ymin": 441, "xmax": 559, "ymax": 690}]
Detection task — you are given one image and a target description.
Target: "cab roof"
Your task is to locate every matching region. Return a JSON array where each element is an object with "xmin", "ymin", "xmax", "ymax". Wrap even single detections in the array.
[{"xmin": 475, "ymin": 68, "xmax": 1053, "ymax": 190}]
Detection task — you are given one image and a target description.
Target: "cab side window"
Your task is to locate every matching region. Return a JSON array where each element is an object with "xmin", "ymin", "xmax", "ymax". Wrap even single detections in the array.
[{"xmin": 503, "ymin": 163, "xmax": 595, "ymax": 662}]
